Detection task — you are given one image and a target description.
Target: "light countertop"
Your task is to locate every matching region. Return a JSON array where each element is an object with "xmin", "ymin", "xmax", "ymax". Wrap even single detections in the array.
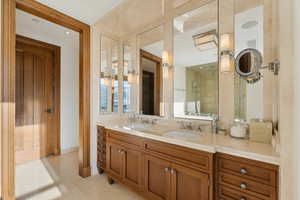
[{"xmin": 98, "ymin": 123, "xmax": 280, "ymax": 165}]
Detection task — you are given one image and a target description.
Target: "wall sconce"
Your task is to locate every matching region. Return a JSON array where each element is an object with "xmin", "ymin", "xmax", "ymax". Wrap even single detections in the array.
[
  {"xmin": 220, "ymin": 33, "xmax": 234, "ymax": 73},
  {"xmin": 103, "ymin": 75, "xmax": 112, "ymax": 87},
  {"xmin": 128, "ymin": 69, "xmax": 136, "ymax": 84},
  {"xmin": 111, "ymin": 76, "xmax": 116, "ymax": 88},
  {"xmin": 162, "ymin": 51, "xmax": 169, "ymax": 68}
]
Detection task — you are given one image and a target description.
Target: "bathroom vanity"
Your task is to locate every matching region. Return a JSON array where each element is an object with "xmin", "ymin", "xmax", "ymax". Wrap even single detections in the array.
[{"xmin": 97, "ymin": 124, "xmax": 279, "ymax": 200}]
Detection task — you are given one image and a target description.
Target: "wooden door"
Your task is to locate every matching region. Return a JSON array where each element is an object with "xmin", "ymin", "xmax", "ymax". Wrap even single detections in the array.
[
  {"xmin": 144, "ymin": 155, "xmax": 171, "ymax": 200},
  {"xmin": 170, "ymin": 164, "xmax": 210, "ymax": 200},
  {"xmin": 122, "ymin": 147, "xmax": 142, "ymax": 191},
  {"xmin": 15, "ymin": 39, "xmax": 56, "ymax": 164},
  {"xmin": 106, "ymin": 143, "xmax": 123, "ymax": 180},
  {"xmin": 142, "ymin": 71, "xmax": 155, "ymax": 115}
]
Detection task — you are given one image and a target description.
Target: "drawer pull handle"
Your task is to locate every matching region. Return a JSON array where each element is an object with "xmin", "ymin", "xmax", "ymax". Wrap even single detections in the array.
[
  {"xmin": 240, "ymin": 198, "xmax": 246, "ymax": 200},
  {"xmin": 164, "ymin": 168, "xmax": 170, "ymax": 172},
  {"xmin": 240, "ymin": 168, "xmax": 248, "ymax": 174},
  {"xmin": 240, "ymin": 183, "xmax": 247, "ymax": 189}
]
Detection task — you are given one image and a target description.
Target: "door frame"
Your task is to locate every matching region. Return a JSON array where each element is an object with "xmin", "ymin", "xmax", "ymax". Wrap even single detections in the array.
[
  {"xmin": 1, "ymin": 0, "xmax": 91, "ymax": 199},
  {"xmin": 16, "ymin": 34, "xmax": 61, "ymax": 157}
]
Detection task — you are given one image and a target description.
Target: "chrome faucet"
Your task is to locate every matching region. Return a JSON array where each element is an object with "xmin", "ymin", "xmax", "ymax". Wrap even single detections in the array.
[
  {"xmin": 179, "ymin": 121, "xmax": 193, "ymax": 130},
  {"xmin": 211, "ymin": 115, "xmax": 218, "ymax": 134},
  {"xmin": 186, "ymin": 122, "xmax": 193, "ymax": 130},
  {"xmin": 128, "ymin": 112, "xmax": 139, "ymax": 123}
]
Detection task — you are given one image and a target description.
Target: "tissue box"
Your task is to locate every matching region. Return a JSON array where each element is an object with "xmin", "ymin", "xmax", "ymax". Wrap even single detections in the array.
[{"xmin": 249, "ymin": 120, "xmax": 273, "ymax": 144}]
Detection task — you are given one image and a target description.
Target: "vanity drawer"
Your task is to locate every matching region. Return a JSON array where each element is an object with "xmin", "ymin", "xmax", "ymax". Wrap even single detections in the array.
[
  {"xmin": 216, "ymin": 154, "xmax": 278, "ymax": 186},
  {"xmin": 218, "ymin": 172, "xmax": 276, "ymax": 200},
  {"xmin": 218, "ymin": 185, "xmax": 266, "ymax": 200},
  {"xmin": 106, "ymin": 129, "xmax": 143, "ymax": 149},
  {"xmin": 143, "ymin": 140, "xmax": 212, "ymax": 171}
]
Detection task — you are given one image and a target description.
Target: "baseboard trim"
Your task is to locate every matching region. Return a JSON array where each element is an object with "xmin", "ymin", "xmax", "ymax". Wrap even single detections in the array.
[
  {"xmin": 79, "ymin": 166, "xmax": 91, "ymax": 178},
  {"xmin": 61, "ymin": 146, "xmax": 79, "ymax": 154}
]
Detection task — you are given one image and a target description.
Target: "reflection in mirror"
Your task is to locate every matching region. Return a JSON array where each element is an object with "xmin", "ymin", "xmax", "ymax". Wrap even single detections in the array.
[
  {"xmin": 173, "ymin": 0, "xmax": 219, "ymax": 119},
  {"xmin": 100, "ymin": 35, "xmax": 119, "ymax": 113},
  {"xmin": 138, "ymin": 25, "xmax": 164, "ymax": 116},
  {"xmin": 235, "ymin": 48, "xmax": 263, "ymax": 84},
  {"xmin": 234, "ymin": 0, "xmax": 264, "ymax": 121},
  {"xmin": 123, "ymin": 41, "xmax": 134, "ymax": 112},
  {"xmin": 239, "ymin": 52, "xmax": 253, "ymax": 74}
]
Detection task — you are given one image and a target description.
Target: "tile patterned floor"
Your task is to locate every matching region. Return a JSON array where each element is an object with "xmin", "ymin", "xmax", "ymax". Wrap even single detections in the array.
[{"xmin": 16, "ymin": 151, "xmax": 146, "ymax": 200}]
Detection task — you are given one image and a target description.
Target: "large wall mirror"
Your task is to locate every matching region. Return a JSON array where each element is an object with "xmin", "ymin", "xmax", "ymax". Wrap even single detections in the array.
[
  {"xmin": 138, "ymin": 25, "xmax": 164, "ymax": 116},
  {"xmin": 234, "ymin": 0, "xmax": 265, "ymax": 122},
  {"xmin": 123, "ymin": 41, "xmax": 133, "ymax": 113},
  {"xmin": 173, "ymin": 0, "xmax": 219, "ymax": 120},
  {"xmin": 100, "ymin": 35, "xmax": 119, "ymax": 113}
]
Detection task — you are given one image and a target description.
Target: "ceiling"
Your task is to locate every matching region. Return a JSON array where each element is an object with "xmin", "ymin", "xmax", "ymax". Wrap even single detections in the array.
[
  {"xmin": 36, "ymin": 0, "xmax": 124, "ymax": 24},
  {"xmin": 16, "ymin": 9, "xmax": 79, "ymax": 47}
]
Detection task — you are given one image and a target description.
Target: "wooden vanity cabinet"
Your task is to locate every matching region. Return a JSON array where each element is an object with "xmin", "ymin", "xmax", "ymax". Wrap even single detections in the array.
[
  {"xmin": 97, "ymin": 125, "xmax": 106, "ymax": 174},
  {"xmin": 106, "ymin": 142, "xmax": 123, "ymax": 179},
  {"xmin": 122, "ymin": 147, "xmax": 143, "ymax": 190},
  {"xmin": 144, "ymin": 154, "xmax": 210, "ymax": 200},
  {"xmin": 170, "ymin": 163, "xmax": 210, "ymax": 200},
  {"xmin": 106, "ymin": 129, "xmax": 213, "ymax": 200},
  {"xmin": 106, "ymin": 142, "xmax": 143, "ymax": 190},
  {"xmin": 106, "ymin": 130, "xmax": 143, "ymax": 192},
  {"xmin": 144, "ymin": 154, "xmax": 171, "ymax": 200},
  {"xmin": 215, "ymin": 153, "xmax": 279, "ymax": 200},
  {"xmin": 102, "ymin": 128, "xmax": 280, "ymax": 200}
]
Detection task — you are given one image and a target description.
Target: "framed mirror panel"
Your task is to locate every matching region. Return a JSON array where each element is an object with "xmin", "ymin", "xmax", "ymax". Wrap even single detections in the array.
[
  {"xmin": 234, "ymin": 0, "xmax": 265, "ymax": 122},
  {"xmin": 100, "ymin": 35, "xmax": 119, "ymax": 113},
  {"xmin": 138, "ymin": 25, "xmax": 164, "ymax": 116},
  {"xmin": 173, "ymin": 0, "xmax": 219, "ymax": 120}
]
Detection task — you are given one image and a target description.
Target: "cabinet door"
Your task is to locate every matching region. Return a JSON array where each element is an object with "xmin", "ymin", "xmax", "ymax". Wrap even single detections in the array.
[
  {"xmin": 171, "ymin": 164, "xmax": 210, "ymax": 200},
  {"xmin": 123, "ymin": 147, "xmax": 142, "ymax": 191},
  {"xmin": 106, "ymin": 143, "xmax": 123, "ymax": 180},
  {"xmin": 144, "ymin": 155, "xmax": 171, "ymax": 200}
]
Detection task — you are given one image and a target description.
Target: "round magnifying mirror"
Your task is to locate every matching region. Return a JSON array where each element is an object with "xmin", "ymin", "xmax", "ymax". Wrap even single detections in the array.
[{"xmin": 235, "ymin": 48, "xmax": 263, "ymax": 77}]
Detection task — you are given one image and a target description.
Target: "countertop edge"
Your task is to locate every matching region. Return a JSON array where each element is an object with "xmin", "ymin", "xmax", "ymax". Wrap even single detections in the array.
[{"xmin": 100, "ymin": 125, "xmax": 280, "ymax": 166}]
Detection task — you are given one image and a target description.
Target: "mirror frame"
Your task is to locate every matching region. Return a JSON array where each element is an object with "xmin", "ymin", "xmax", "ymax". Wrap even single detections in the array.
[{"xmin": 235, "ymin": 48, "xmax": 263, "ymax": 77}]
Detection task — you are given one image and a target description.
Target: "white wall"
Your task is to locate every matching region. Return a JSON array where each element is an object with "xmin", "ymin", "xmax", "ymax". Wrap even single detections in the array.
[
  {"xmin": 294, "ymin": 0, "xmax": 300, "ymax": 198},
  {"xmin": 278, "ymin": 0, "xmax": 297, "ymax": 199},
  {"xmin": 16, "ymin": 10, "xmax": 80, "ymax": 152}
]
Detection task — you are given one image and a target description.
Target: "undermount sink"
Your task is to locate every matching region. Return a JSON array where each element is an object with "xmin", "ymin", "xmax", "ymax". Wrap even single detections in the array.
[
  {"xmin": 163, "ymin": 130, "xmax": 201, "ymax": 138},
  {"xmin": 125, "ymin": 124, "xmax": 150, "ymax": 130},
  {"xmin": 123, "ymin": 124, "xmax": 202, "ymax": 138}
]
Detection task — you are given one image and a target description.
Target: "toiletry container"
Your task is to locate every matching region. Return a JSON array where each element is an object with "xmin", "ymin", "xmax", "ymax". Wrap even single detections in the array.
[
  {"xmin": 249, "ymin": 119, "xmax": 273, "ymax": 144},
  {"xmin": 230, "ymin": 119, "xmax": 248, "ymax": 139}
]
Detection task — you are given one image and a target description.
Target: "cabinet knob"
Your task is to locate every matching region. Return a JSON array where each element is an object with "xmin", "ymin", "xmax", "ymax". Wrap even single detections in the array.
[
  {"xmin": 240, "ymin": 198, "xmax": 247, "ymax": 200},
  {"xmin": 240, "ymin": 168, "xmax": 248, "ymax": 174},
  {"xmin": 240, "ymin": 183, "xmax": 247, "ymax": 189},
  {"xmin": 164, "ymin": 168, "xmax": 170, "ymax": 172},
  {"xmin": 170, "ymin": 169, "xmax": 176, "ymax": 174}
]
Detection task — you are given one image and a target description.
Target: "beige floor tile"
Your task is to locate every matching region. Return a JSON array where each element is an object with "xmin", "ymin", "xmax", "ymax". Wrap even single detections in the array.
[{"xmin": 16, "ymin": 151, "xmax": 146, "ymax": 200}]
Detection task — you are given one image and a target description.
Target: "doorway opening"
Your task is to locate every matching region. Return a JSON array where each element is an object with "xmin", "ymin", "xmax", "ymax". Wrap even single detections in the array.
[
  {"xmin": 1, "ymin": 1, "xmax": 91, "ymax": 199},
  {"xmin": 140, "ymin": 50, "xmax": 162, "ymax": 116},
  {"xmin": 15, "ymin": 9, "xmax": 81, "ymax": 199}
]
